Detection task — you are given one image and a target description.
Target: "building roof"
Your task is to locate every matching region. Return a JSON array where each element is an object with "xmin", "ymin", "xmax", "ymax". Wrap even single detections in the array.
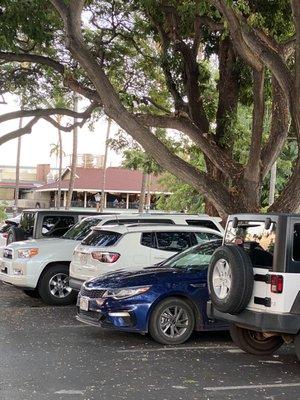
[
  {"xmin": 36, "ymin": 167, "xmax": 169, "ymax": 194},
  {"xmin": 0, "ymin": 181, "xmax": 42, "ymax": 189}
]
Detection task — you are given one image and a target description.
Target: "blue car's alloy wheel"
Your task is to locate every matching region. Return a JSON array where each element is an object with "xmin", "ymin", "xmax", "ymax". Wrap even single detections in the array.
[{"xmin": 149, "ymin": 297, "xmax": 195, "ymax": 345}]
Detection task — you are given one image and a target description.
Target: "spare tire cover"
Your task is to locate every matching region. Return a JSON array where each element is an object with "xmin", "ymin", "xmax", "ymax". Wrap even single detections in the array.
[{"xmin": 208, "ymin": 245, "xmax": 254, "ymax": 315}]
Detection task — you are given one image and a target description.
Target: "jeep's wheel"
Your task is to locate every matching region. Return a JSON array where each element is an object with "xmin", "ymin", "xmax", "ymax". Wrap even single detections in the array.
[
  {"xmin": 38, "ymin": 264, "xmax": 77, "ymax": 305},
  {"xmin": 208, "ymin": 245, "xmax": 253, "ymax": 314},
  {"xmin": 22, "ymin": 289, "xmax": 40, "ymax": 299},
  {"xmin": 149, "ymin": 297, "xmax": 195, "ymax": 345},
  {"xmin": 294, "ymin": 332, "xmax": 300, "ymax": 361},
  {"xmin": 230, "ymin": 324, "xmax": 283, "ymax": 355}
]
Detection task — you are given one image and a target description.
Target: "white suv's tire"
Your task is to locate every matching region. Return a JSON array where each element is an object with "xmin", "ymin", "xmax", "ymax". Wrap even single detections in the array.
[
  {"xmin": 208, "ymin": 245, "xmax": 253, "ymax": 314},
  {"xmin": 38, "ymin": 264, "xmax": 77, "ymax": 306},
  {"xmin": 230, "ymin": 324, "xmax": 283, "ymax": 355}
]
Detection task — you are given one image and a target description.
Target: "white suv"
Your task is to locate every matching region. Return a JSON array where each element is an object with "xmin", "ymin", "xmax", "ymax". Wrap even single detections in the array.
[
  {"xmin": 207, "ymin": 213, "xmax": 300, "ymax": 361},
  {"xmin": 70, "ymin": 224, "xmax": 223, "ymax": 290}
]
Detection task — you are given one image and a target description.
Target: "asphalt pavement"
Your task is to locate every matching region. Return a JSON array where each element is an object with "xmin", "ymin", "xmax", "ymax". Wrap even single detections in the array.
[{"xmin": 0, "ymin": 282, "xmax": 299, "ymax": 400}]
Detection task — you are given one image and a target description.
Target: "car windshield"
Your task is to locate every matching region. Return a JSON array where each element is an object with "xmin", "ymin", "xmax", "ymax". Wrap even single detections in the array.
[
  {"xmin": 162, "ymin": 240, "xmax": 222, "ymax": 271},
  {"xmin": 63, "ymin": 218, "xmax": 101, "ymax": 241}
]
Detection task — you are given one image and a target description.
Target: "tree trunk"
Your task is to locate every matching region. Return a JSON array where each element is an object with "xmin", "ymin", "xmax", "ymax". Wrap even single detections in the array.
[
  {"xmin": 57, "ymin": 126, "xmax": 63, "ymax": 209},
  {"xmin": 139, "ymin": 173, "xmax": 147, "ymax": 213},
  {"xmin": 100, "ymin": 118, "xmax": 111, "ymax": 213},
  {"xmin": 14, "ymin": 118, "xmax": 22, "ymax": 216},
  {"xmin": 66, "ymin": 95, "xmax": 78, "ymax": 210}
]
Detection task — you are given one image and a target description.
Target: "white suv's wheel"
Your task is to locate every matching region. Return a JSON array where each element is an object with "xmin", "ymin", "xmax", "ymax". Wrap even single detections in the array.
[
  {"xmin": 230, "ymin": 324, "xmax": 283, "ymax": 355},
  {"xmin": 38, "ymin": 264, "xmax": 77, "ymax": 305},
  {"xmin": 208, "ymin": 245, "xmax": 254, "ymax": 314}
]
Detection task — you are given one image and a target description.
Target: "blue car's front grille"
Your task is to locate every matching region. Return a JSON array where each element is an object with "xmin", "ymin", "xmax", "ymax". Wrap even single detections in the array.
[{"xmin": 80, "ymin": 287, "xmax": 106, "ymax": 298}]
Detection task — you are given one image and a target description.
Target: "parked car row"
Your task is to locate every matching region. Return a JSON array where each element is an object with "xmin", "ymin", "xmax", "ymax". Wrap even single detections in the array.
[{"xmin": 0, "ymin": 209, "xmax": 228, "ymax": 344}]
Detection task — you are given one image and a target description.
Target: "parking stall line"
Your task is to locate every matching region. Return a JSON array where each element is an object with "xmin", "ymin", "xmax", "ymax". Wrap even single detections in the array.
[
  {"xmin": 117, "ymin": 345, "xmax": 236, "ymax": 353},
  {"xmin": 204, "ymin": 382, "xmax": 300, "ymax": 391}
]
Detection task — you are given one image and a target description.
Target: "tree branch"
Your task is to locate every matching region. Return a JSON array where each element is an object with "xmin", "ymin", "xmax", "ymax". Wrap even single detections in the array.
[
  {"xmin": 0, "ymin": 103, "xmax": 98, "ymax": 124},
  {"xmin": 136, "ymin": 113, "xmax": 242, "ymax": 179},
  {"xmin": 261, "ymin": 77, "xmax": 290, "ymax": 178},
  {"xmin": 0, "ymin": 117, "xmax": 39, "ymax": 145},
  {"xmin": 244, "ymin": 69, "xmax": 265, "ymax": 184}
]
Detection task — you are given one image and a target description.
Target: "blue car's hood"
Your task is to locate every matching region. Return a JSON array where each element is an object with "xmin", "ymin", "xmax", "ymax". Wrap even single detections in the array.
[{"xmin": 85, "ymin": 266, "xmax": 204, "ymax": 289}]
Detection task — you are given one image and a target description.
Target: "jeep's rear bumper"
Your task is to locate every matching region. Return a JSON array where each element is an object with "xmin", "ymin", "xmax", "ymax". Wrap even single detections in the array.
[{"xmin": 207, "ymin": 301, "xmax": 300, "ymax": 335}]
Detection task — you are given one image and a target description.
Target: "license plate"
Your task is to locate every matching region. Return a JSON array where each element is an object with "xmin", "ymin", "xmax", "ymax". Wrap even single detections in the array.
[
  {"xmin": 80, "ymin": 253, "xmax": 88, "ymax": 264},
  {"xmin": 80, "ymin": 296, "xmax": 89, "ymax": 311}
]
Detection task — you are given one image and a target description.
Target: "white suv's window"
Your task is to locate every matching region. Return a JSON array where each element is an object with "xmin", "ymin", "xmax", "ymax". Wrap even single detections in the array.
[
  {"xmin": 42, "ymin": 216, "xmax": 75, "ymax": 238},
  {"xmin": 81, "ymin": 230, "xmax": 121, "ymax": 247},
  {"xmin": 155, "ymin": 232, "xmax": 192, "ymax": 252},
  {"xmin": 195, "ymin": 232, "xmax": 221, "ymax": 244},
  {"xmin": 63, "ymin": 218, "xmax": 101, "ymax": 241},
  {"xmin": 225, "ymin": 220, "xmax": 276, "ymax": 268},
  {"xmin": 293, "ymin": 224, "xmax": 300, "ymax": 261}
]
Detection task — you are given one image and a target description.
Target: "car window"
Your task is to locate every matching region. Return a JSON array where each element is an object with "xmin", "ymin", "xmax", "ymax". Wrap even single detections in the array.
[
  {"xmin": 194, "ymin": 232, "xmax": 221, "ymax": 244},
  {"xmin": 225, "ymin": 220, "xmax": 276, "ymax": 269},
  {"xmin": 141, "ymin": 232, "xmax": 155, "ymax": 248},
  {"xmin": 163, "ymin": 240, "xmax": 222, "ymax": 270},
  {"xmin": 155, "ymin": 232, "xmax": 192, "ymax": 252},
  {"xmin": 102, "ymin": 219, "xmax": 137, "ymax": 225},
  {"xmin": 139, "ymin": 219, "xmax": 175, "ymax": 224},
  {"xmin": 81, "ymin": 230, "xmax": 121, "ymax": 247},
  {"xmin": 63, "ymin": 218, "xmax": 101, "ymax": 241},
  {"xmin": 19, "ymin": 211, "xmax": 36, "ymax": 237},
  {"xmin": 186, "ymin": 219, "xmax": 219, "ymax": 231},
  {"xmin": 293, "ymin": 224, "xmax": 300, "ymax": 261},
  {"xmin": 42, "ymin": 215, "xmax": 75, "ymax": 238}
]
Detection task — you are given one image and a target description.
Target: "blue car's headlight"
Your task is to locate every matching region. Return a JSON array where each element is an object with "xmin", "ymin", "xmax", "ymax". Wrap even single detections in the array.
[{"xmin": 103, "ymin": 286, "xmax": 151, "ymax": 300}]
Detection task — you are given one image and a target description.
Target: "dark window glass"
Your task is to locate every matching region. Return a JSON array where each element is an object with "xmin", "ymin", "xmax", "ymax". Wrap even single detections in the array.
[
  {"xmin": 195, "ymin": 232, "xmax": 222, "ymax": 244},
  {"xmin": 186, "ymin": 219, "xmax": 219, "ymax": 231},
  {"xmin": 42, "ymin": 216, "xmax": 75, "ymax": 238},
  {"xmin": 82, "ymin": 230, "xmax": 121, "ymax": 247},
  {"xmin": 155, "ymin": 232, "xmax": 192, "ymax": 252},
  {"xmin": 102, "ymin": 219, "xmax": 137, "ymax": 225},
  {"xmin": 141, "ymin": 232, "xmax": 154, "ymax": 248},
  {"xmin": 63, "ymin": 218, "xmax": 101, "ymax": 241},
  {"xmin": 20, "ymin": 211, "xmax": 37, "ymax": 237},
  {"xmin": 138, "ymin": 219, "xmax": 174, "ymax": 224},
  {"xmin": 163, "ymin": 240, "xmax": 222, "ymax": 270},
  {"xmin": 225, "ymin": 220, "xmax": 276, "ymax": 269},
  {"xmin": 293, "ymin": 224, "xmax": 300, "ymax": 261}
]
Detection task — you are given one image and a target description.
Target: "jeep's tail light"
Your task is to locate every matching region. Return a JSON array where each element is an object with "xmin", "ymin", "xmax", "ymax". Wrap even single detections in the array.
[
  {"xmin": 91, "ymin": 251, "xmax": 120, "ymax": 263},
  {"xmin": 2, "ymin": 232, "xmax": 8, "ymax": 238},
  {"xmin": 270, "ymin": 274, "xmax": 283, "ymax": 293}
]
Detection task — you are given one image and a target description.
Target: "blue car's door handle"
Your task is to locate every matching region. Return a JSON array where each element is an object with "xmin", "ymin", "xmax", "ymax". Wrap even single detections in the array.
[{"xmin": 190, "ymin": 283, "xmax": 207, "ymax": 288}]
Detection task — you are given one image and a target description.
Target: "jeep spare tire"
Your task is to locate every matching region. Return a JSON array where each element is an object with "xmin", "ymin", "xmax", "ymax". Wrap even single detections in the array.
[
  {"xmin": 6, "ymin": 226, "xmax": 25, "ymax": 245},
  {"xmin": 208, "ymin": 245, "xmax": 254, "ymax": 314}
]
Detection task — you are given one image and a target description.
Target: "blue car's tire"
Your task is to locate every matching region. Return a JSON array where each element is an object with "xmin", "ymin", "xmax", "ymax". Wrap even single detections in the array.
[{"xmin": 149, "ymin": 297, "xmax": 195, "ymax": 345}]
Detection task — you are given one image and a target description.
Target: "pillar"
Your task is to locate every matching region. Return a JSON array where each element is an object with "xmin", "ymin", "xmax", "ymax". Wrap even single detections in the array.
[
  {"xmin": 84, "ymin": 191, "xmax": 87, "ymax": 208},
  {"xmin": 126, "ymin": 193, "xmax": 129, "ymax": 209}
]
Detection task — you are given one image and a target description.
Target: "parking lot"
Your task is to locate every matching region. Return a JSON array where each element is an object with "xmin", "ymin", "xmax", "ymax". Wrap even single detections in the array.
[{"xmin": 0, "ymin": 283, "xmax": 299, "ymax": 400}]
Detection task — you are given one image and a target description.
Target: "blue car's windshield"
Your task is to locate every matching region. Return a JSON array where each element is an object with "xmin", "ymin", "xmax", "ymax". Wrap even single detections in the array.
[{"xmin": 162, "ymin": 240, "xmax": 222, "ymax": 271}]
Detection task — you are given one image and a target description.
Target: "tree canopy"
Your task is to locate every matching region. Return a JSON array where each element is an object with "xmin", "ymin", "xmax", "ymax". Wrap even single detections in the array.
[{"xmin": 0, "ymin": 0, "xmax": 299, "ymax": 217}]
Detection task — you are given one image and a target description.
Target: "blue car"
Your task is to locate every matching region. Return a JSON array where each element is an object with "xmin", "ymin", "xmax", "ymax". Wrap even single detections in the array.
[{"xmin": 76, "ymin": 239, "xmax": 227, "ymax": 344}]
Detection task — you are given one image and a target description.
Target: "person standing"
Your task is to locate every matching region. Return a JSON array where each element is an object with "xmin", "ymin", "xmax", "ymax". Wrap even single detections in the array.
[{"xmin": 94, "ymin": 192, "xmax": 101, "ymax": 212}]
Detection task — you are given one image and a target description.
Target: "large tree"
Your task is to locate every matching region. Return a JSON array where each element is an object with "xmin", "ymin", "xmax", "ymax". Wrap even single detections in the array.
[{"xmin": 0, "ymin": 0, "xmax": 298, "ymax": 218}]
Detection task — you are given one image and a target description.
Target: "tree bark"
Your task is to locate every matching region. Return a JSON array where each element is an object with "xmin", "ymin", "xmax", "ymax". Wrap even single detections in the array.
[
  {"xmin": 14, "ymin": 118, "xmax": 22, "ymax": 216},
  {"xmin": 100, "ymin": 118, "xmax": 111, "ymax": 213},
  {"xmin": 138, "ymin": 173, "xmax": 147, "ymax": 213},
  {"xmin": 57, "ymin": 121, "xmax": 63, "ymax": 210},
  {"xmin": 66, "ymin": 95, "xmax": 78, "ymax": 210}
]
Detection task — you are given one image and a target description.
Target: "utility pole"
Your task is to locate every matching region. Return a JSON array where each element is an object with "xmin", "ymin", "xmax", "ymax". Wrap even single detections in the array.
[
  {"xmin": 100, "ymin": 118, "xmax": 112, "ymax": 212},
  {"xmin": 268, "ymin": 161, "xmax": 277, "ymax": 206},
  {"xmin": 14, "ymin": 118, "xmax": 22, "ymax": 216}
]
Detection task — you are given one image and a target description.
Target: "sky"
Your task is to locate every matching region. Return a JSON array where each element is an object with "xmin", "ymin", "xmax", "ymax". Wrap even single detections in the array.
[{"xmin": 0, "ymin": 95, "xmax": 122, "ymax": 169}]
